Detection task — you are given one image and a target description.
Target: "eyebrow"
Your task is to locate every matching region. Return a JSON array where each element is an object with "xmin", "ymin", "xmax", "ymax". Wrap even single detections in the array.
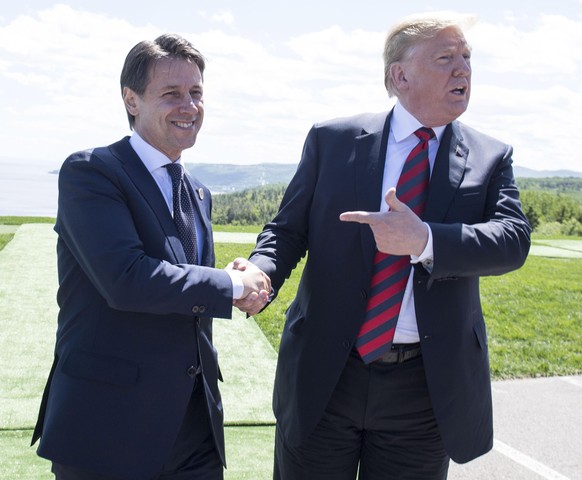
[
  {"xmin": 160, "ymin": 83, "xmax": 203, "ymax": 90},
  {"xmin": 436, "ymin": 42, "xmax": 472, "ymax": 55}
]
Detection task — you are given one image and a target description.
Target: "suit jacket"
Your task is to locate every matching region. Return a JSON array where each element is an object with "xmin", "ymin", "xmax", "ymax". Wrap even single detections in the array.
[
  {"xmin": 32, "ymin": 137, "xmax": 233, "ymax": 480},
  {"xmin": 248, "ymin": 111, "xmax": 531, "ymax": 464}
]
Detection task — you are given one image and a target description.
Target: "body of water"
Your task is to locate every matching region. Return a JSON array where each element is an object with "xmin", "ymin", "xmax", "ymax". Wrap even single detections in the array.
[{"xmin": 0, "ymin": 159, "xmax": 59, "ymax": 217}]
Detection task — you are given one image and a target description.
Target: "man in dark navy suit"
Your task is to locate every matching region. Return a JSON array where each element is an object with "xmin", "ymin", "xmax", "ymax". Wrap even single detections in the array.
[
  {"xmin": 32, "ymin": 33, "xmax": 270, "ymax": 480},
  {"xmin": 235, "ymin": 12, "xmax": 531, "ymax": 480}
]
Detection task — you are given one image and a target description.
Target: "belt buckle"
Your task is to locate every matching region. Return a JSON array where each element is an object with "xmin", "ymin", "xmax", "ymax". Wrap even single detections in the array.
[
  {"xmin": 392, "ymin": 343, "xmax": 421, "ymax": 364},
  {"xmin": 394, "ymin": 344, "xmax": 406, "ymax": 364}
]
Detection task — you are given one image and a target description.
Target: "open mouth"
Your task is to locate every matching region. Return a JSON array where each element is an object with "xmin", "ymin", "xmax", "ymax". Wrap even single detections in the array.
[{"xmin": 451, "ymin": 86, "xmax": 467, "ymax": 95}]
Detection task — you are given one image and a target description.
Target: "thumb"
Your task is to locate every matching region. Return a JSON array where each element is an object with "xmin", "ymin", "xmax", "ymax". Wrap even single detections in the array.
[
  {"xmin": 384, "ymin": 188, "xmax": 406, "ymax": 212},
  {"xmin": 232, "ymin": 257, "xmax": 249, "ymax": 271}
]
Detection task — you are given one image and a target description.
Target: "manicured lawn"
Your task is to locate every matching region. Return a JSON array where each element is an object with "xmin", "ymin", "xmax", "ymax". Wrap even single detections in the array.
[
  {"xmin": 1, "ymin": 217, "xmax": 580, "ymax": 479},
  {"xmin": 482, "ymin": 256, "xmax": 581, "ymax": 378},
  {"xmin": 216, "ymin": 245, "xmax": 582, "ymax": 380},
  {"xmin": 2, "ymin": 217, "xmax": 581, "ymax": 380},
  {"xmin": 0, "ymin": 426, "xmax": 275, "ymax": 480}
]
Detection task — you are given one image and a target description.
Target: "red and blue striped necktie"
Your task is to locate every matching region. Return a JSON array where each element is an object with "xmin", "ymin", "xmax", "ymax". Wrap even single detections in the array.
[{"xmin": 356, "ymin": 127, "xmax": 434, "ymax": 364}]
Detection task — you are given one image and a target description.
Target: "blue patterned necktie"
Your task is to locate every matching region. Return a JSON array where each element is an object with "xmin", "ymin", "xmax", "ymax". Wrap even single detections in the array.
[
  {"xmin": 165, "ymin": 163, "xmax": 198, "ymax": 265},
  {"xmin": 356, "ymin": 127, "xmax": 434, "ymax": 363}
]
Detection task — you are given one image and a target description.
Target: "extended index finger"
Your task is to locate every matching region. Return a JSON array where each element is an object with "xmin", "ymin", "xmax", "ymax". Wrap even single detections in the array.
[{"xmin": 339, "ymin": 211, "xmax": 382, "ymax": 225}]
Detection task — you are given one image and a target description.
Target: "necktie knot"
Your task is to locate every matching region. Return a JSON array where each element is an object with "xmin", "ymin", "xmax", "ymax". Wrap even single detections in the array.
[
  {"xmin": 414, "ymin": 127, "xmax": 435, "ymax": 143},
  {"xmin": 165, "ymin": 162, "xmax": 184, "ymax": 182}
]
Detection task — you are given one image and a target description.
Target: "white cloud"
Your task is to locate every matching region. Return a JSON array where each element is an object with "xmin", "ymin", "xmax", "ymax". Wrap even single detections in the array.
[
  {"xmin": 468, "ymin": 14, "xmax": 582, "ymax": 76},
  {"xmin": 0, "ymin": 5, "xmax": 580, "ymax": 173},
  {"xmin": 461, "ymin": 13, "xmax": 582, "ymax": 171},
  {"xmin": 0, "ymin": 5, "xmax": 159, "ymax": 161},
  {"xmin": 211, "ymin": 10, "xmax": 235, "ymax": 26},
  {"xmin": 198, "ymin": 9, "xmax": 235, "ymax": 27},
  {"xmin": 463, "ymin": 83, "xmax": 579, "ymax": 170},
  {"xmin": 185, "ymin": 26, "xmax": 391, "ymax": 165}
]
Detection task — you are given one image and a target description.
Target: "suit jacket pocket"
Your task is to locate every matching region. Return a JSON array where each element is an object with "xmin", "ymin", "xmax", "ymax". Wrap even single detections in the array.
[
  {"xmin": 61, "ymin": 349, "xmax": 139, "ymax": 386},
  {"xmin": 453, "ymin": 188, "xmax": 484, "ymax": 206},
  {"xmin": 446, "ymin": 188, "xmax": 487, "ymax": 224},
  {"xmin": 285, "ymin": 301, "xmax": 305, "ymax": 334},
  {"xmin": 473, "ymin": 320, "xmax": 488, "ymax": 351}
]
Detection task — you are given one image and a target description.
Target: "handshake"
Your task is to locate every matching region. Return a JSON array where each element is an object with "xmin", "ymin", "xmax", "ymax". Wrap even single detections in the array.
[{"xmin": 225, "ymin": 258, "xmax": 271, "ymax": 316}]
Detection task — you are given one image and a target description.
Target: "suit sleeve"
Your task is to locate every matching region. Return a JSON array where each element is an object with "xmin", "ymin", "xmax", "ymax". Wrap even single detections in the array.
[
  {"xmin": 428, "ymin": 143, "xmax": 531, "ymax": 279},
  {"xmin": 248, "ymin": 126, "xmax": 319, "ymax": 296},
  {"xmin": 56, "ymin": 150, "xmax": 233, "ymax": 318}
]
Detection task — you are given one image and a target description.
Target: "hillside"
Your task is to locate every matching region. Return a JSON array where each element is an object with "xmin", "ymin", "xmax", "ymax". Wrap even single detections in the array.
[
  {"xmin": 514, "ymin": 166, "xmax": 582, "ymax": 179},
  {"xmin": 185, "ymin": 163, "xmax": 297, "ymax": 194},
  {"xmin": 185, "ymin": 162, "xmax": 582, "ymax": 194}
]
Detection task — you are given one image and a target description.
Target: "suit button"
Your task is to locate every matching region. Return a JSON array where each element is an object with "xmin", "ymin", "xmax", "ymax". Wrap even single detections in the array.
[
  {"xmin": 361, "ymin": 290, "xmax": 368, "ymax": 299},
  {"xmin": 191, "ymin": 306, "xmax": 200, "ymax": 314},
  {"xmin": 187, "ymin": 366, "xmax": 197, "ymax": 378},
  {"xmin": 199, "ymin": 306, "xmax": 206, "ymax": 314},
  {"xmin": 342, "ymin": 339, "xmax": 351, "ymax": 349}
]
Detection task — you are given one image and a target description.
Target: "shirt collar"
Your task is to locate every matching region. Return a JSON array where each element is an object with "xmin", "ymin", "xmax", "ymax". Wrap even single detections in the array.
[
  {"xmin": 391, "ymin": 101, "xmax": 447, "ymax": 143},
  {"xmin": 129, "ymin": 131, "xmax": 182, "ymax": 173}
]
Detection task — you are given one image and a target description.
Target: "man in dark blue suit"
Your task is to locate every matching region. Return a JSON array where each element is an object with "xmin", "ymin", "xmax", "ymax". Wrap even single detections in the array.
[
  {"xmin": 235, "ymin": 12, "xmax": 531, "ymax": 479},
  {"xmin": 31, "ymin": 34, "xmax": 270, "ymax": 480}
]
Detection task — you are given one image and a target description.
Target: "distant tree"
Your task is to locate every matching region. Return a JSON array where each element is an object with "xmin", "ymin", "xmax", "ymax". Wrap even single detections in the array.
[
  {"xmin": 516, "ymin": 177, "xmax": 582, "ymax": 202},
  {"xmin": 519, "ymin": 189, "xmax": 582, "ymax": 236},
  {"xmin": 210, "ymin": 179, "xmax": 582, "ymax": 236},
  {"xmin": 212, "ymin": 184, "xmax": 287, "ymax": 226}
]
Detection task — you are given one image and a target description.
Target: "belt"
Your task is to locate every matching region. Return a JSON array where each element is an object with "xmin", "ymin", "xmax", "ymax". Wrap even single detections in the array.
[{"xmin": 372, "ymin": 343, "xmax": 422, "ymax": 365}]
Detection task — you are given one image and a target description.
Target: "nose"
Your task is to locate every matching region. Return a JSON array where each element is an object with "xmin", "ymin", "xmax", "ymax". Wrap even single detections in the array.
[
  {"xmin": 180, "ymin": 95, "xmax": 201, "ymax": 113},
  {"xmin": 453, "ymin": 57, "xmax": 471, "ymax": 77}
]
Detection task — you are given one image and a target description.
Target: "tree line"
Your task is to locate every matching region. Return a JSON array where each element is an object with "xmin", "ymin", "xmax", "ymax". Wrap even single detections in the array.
[
  {"xmin": 212, "ymin": 184, "xmax": 287, "ymax": 226},
  {"xmin": 212, "ymin": 178, "xmax": 582, "ymax": 237}
]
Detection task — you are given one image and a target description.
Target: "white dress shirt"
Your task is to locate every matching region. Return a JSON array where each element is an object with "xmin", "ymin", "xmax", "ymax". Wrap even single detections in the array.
[{"xmin": 384, "ymin": 102, "xmax": 446, "ymax": 343}]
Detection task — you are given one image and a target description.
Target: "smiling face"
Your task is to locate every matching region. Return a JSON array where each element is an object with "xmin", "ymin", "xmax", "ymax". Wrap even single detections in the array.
[
  {"xmin": 123, "ymin": 57, "xmax": 204, "ymax": 160},
  {"xmin": 391, "ymin": 26, "xmax": 472, "ymax": 127}
]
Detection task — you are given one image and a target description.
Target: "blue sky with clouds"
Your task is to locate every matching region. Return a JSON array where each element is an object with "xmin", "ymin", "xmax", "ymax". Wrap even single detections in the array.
[{"xmin": 1, "ymin": 0, "xmax": 581, "ymax": 173}]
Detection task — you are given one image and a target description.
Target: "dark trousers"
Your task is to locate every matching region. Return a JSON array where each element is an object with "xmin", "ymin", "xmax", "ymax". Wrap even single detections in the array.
[
  {"xmin": 274, "ymin": 350, "xmax": 449, "ymax": 480},
  {"xmin": 52, "ymin": 377, "xmax": 223, "ymax": 480}
]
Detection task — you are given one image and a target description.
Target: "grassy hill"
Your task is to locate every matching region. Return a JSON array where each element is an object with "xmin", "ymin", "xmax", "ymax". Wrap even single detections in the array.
[{"xmin": 184, "ymin": 163, "xmax": 582, "ymax": 196}]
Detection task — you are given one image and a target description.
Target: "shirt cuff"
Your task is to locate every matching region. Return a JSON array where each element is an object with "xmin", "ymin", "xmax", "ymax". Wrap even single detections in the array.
[
  {"xmin": 410, "ymin": 223, "xmax": 434, "ymax": 272},
  {"xmin": 226, "ymin": 269, "xmax": 245, "ymax": 300}
]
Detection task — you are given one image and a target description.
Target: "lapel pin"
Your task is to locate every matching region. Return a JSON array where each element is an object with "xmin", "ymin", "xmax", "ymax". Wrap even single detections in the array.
[
  {"xmin": 198, "ymin": 188, "xmax": 204, "ymax": 200},
  {"xmin": 455, "ymin": 145, "xmax": 464, "ymax": 157}
]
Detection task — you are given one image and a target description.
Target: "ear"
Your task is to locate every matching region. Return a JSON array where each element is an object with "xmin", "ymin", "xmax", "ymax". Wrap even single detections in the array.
[
  {"xmin": 122, "ymin": 87, "xmax": 139, "ymax": 116},
  {"xmin": 390, "ymin": 63, "xmax": 408, "ymax": 92}
]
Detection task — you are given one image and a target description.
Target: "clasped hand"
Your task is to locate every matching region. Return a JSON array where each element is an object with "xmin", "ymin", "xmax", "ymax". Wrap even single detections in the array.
[
  {"xmin": 226, "ymin": 258, "xmax": 271, "ymax": 316},
  {"xmin": 339, "ymin": 188, "xmax": 428, "ymax": 256}
]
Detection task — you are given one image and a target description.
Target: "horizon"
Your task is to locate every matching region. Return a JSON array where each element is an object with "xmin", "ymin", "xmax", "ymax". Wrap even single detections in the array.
[
  {"xmin": 0, "ymin": 159, "xmax": 580, "ymax": 218},
  {"xmin": 0, "ymin": 1, "xmax": 581, "ymax": 173},
  {"xmin": 1, "ymin": 1, "xmax": 581, "ymax": 216}
]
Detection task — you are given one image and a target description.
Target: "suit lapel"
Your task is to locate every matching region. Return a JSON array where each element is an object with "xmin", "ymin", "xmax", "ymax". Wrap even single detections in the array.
[
  {"xmin": 108, "ymin": 138, "xmax": 187, "ymax": 263},
  {"xmin": 424, "ymin": 121, "xmax": 468, "ymax": 222},
  {"xmin": 354, "ymin": 112, "xmax": 392, "ymax": 268}
]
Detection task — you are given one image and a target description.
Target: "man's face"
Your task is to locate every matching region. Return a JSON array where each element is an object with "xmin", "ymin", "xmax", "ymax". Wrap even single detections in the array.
[
  {"xmin": 395, "ymin": 26, "xmax": 471, "ymax": 126},
  {"xmin": 124, "ymin": 57, "xmax": 204, "ymax": 160}
]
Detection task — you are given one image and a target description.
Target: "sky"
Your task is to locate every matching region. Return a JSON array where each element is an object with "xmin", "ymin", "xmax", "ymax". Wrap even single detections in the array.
[{"xmin": 1, "ymin": 0, "xmax": 581, "ymax": 175}]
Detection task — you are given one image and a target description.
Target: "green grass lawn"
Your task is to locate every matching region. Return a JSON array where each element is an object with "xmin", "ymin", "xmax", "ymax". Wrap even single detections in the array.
[
  {"xmin": 1, "ymin": 217, "xmax": 581, "ymax": 479},
  {"xmin": 2, "ymin": 217, "xmax": 581, "ymax": 380},
  {"xmin": 215, "ymin": 244, "xmax": 581, "ymax": 380},
  {"xmin": 1, "ymin": 427, "xmax": 275, "ymax": 480}
]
